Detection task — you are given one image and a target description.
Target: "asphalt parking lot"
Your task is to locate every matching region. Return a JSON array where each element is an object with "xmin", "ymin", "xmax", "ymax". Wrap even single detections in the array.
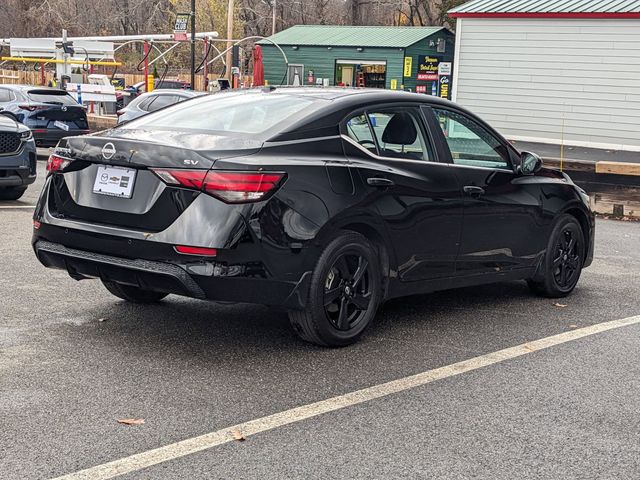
[{"xmin": 1, "ymin": 168, "xmax": 639, "ymax": 479}]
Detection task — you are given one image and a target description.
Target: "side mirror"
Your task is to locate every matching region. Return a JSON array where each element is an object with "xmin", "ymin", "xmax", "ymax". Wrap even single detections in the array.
[{"xmin": 519, "ymin": 151, "xmax": 542, "ymax": 175}]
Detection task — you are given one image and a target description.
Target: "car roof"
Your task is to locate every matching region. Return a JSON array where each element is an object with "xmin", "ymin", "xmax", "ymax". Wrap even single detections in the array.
[
  {"xmin": 228, "ymin": 86, "xmax": 454, "ymax": 107},
  {"xmin": 143, "ymin": 89, "xmax": 202, "ymax": 96}
]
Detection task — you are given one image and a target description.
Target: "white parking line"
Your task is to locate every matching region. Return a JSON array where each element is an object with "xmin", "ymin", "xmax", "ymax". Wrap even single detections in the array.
[
  {"xmin": 0, "ymin": 205, "xmax": 36, "ymax": 209},
  {"xmin": 53, "ymin": 315, "xmax": 640, "ymax": 480}
]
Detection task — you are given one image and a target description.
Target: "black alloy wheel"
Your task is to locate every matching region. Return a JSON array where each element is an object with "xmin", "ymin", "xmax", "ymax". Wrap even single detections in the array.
[
  {"xmin": 323, "ymin": 252, "xmax": 373, "ymax": 331},
  {"xmin": 528, "ymin": 214, "xmax": 584, "ymax": 298},
  {"xmin": 552, "ymin": 227, "xmax": 582, "ymax": 289},
  {"xmin": 288, "ymin": 231, "xmax": 382, "ymax": 347}
]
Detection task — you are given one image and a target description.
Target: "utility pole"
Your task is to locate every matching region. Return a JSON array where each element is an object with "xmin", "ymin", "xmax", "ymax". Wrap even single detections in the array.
[
  {"xmin": 272, "ymin": 0, "xmax": 277, "ymax": 35},
  {"xmin": 226, "ymin": 0, "xmax": 234, "ymax": 81},
  {"xmin": 190, "ymin": 0, "xmax": 196, "ymax": 90}
]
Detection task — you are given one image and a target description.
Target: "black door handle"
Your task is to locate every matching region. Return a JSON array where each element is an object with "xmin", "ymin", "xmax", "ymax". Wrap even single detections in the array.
[
  {"xmin": 367, "ymin": 177, "xmax": 395, "ymax": 187},
  {"xmin": 463, "ymin": 185, "xmax": 485, "ymax": 196}
]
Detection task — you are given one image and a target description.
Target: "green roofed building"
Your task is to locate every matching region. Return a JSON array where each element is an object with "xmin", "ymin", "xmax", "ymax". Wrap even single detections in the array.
[{"xmin": 257, "ymin": 25, "xmax": 455, "ymax": 97}]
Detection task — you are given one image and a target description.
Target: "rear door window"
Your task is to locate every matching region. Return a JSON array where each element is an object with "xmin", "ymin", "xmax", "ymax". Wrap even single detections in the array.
[
  {"xmin": 346, "ymin": 114, "xmax": 377, "ymax": 154},
  {"xmin": 368, "ymin": 109, "xmax": 431, "ymax": 161},
  {"xmin": 137, "ymin": 97, "xmax": 155, "ymax": 111},
  {"xmin": 147, "ymin": 95, "xmax": 180, "ymax": 112}
]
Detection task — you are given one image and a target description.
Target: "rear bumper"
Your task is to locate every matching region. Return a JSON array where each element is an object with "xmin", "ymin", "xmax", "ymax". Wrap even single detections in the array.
[
  {"xmin": 33, "ymin": 238, "xmax": 310, "ymax": 309},
  {"xmin": 33, "ymin": 129, "xmax": 90, "ymax": 147},
  {"xmin": 35, "ymin": 240, "xmax": 207, "ymax": 299}
]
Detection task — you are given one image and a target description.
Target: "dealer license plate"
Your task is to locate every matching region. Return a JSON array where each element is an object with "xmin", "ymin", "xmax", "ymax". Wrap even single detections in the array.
[
  {"xmin": 93, "ymin": 165, "xmax": 137, "ymax": 198},
  {"xmin": 53, "ymin": 120, "xmax": 70, "ymax": 131}
]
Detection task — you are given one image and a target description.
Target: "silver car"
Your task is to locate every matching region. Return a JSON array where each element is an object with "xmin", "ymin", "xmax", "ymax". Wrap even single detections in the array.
[
  {"xmin": 0, "ymin": 115, "xmax": 37, "ymax": 200},
  {"xmin": 117, "ymin": 89, "xmax": 205, "ymax": 124}
]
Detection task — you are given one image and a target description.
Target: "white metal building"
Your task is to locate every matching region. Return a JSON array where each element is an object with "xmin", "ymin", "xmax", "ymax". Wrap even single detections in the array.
[{"xmin": 449, "ymin": 0, "xmax": 640, "ymax": 151}]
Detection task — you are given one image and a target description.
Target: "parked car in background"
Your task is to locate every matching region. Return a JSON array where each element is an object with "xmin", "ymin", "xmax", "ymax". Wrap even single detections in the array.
[
  {"xmin": 33, "ymin": 88, "xmax": 594, "ymax": 347},
  {"xmin": 0, "ymin": 114, "xmax": 36, "ymax": 200},
  {"xmin": 0, "ymin": 85, "xmax": 89, "ymax": 147},
  {"xmin": 126, "ymin": 79, "xmax": 192, "ymax": 99},
  {"xmin": 117, "ymin": 89, "xmax": 205, "ymax": 124}
]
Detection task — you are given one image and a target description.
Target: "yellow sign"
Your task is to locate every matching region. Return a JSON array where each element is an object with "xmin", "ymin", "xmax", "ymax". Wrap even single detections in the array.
[
  {"xmin": 403, "ymin": 57, "xmax": 413, "ymax": 77},
  {"xmin": 147, "ymin": 75, "xmax": 154, "ymax": 93},
  {"xmin": 390, "ymin": 79, "xmax": 398, "ymax": 90}
]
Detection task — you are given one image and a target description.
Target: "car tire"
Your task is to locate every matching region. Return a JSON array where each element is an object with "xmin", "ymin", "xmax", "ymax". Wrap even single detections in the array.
[
  {"xmin": 102, "ymin": 280, "xmax": 168, "ymax": 303},
  {"xmin": 0, "ymin": 187, "xmax": 27, "ymax": 201},
  {"xmin": 288, "ymin": 231, "xmax": 382, "ymax": 347},
  {"xmin": 527, "ymin": 214, "xmax": 585, "ymax": 298}
]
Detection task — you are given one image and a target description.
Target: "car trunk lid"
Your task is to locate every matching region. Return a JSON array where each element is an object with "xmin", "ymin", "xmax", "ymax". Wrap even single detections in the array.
[{"xmin": 47, "ymin": 130, "xmax": 263, "ymax": 232}]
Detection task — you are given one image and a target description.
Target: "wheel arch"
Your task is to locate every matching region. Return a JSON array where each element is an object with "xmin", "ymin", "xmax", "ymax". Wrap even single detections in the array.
[
  {"xmin": 315, "ymin": 217, "xmax": 395, "ymax": 301},
  {"xmin": 561, "ymin": 206, "xmax": 592, "ymax": 262}
]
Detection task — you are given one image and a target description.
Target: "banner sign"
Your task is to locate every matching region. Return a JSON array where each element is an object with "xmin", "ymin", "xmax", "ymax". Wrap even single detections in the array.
[
  {"xmin": 173, "ymin": 13, "xmax": 190, "ymax": 41},
  {"xmin": 403, "ymin": 57, "xmax": 413, "ymax": 77},
  {"xmin": 438, "ymin": 62, "xmax": 452, "ymax": 99},
  {"xmin": 417, "ymin": 56, "xmax": 440, "ymax": 81}
]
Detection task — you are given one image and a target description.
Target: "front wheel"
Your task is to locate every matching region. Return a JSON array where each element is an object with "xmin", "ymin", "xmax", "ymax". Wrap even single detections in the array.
[
  {"xmin": 528, "ymin": 214, "xmax": 585, "ymax": 298},
  {"xmin": 288, "ymin": 231, "xmax": 382, "ymax": 347},
  {"xmin": 102, "ymin": 280, "xmax": 168, "ymax": 304}
]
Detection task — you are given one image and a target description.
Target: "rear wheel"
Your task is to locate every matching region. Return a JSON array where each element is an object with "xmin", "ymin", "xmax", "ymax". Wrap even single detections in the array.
[
  {"xmin": 528, "ymin": 214, "xmax": 585, "ymax": 298},
  {"xmin": 0, "ymin": 187, "xmax": 27, "ymax": 201},
  {"xmin": 102, "ymin": 280, "xmax": 168, "ymax": 303},
  {"xmin": 288, "ymin": 232, "xmax": 382, "ymax": 347}
]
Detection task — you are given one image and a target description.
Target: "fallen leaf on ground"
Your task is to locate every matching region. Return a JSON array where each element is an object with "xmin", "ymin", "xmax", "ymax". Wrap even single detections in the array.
[
  {"xmin": 98, "ymin": 318, "xmax": 107, "ymax": 322},
  {"xmin": 568, "ymin": 324, "xmax": 578, "ymax": 329},
  {"xmin": 553, "ymin": 303, "xmax": 568, "ymax": 308},
  {"xmin": 117, "ymin": 418, "xmax": 145, "ymax": 426},
  {"xmin": 231, "ymin": 430, "xmax": 246, "ymax": 441},
  {"xmin": 524, "ymin": 345, "xmax": 535, "ymax": 352}
]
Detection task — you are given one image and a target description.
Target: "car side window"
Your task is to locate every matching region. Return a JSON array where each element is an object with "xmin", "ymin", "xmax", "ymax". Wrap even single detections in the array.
[
  {"xmin": 433, "ymin": 108, "xmax": 510, "ymax": 170},
  {"xmin": 346, "ymin": 114, "xmax": 377, "ymax": 154},
  {"xmin": 368, "ymin": 109, "xmax": 430, "ymax": 161},
  {"xmin": 147, "ymin": 95, "xmax": 178, "ymax": 112},
  {"xmin": 138, "ymin": 97, "xmax": 155, "ymax": 111}
]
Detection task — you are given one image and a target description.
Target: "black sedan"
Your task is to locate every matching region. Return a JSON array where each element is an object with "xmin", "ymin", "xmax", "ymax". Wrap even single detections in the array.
[{"xmin": 32, "ymin": 88, "xmax": 594, "ymax": 347}]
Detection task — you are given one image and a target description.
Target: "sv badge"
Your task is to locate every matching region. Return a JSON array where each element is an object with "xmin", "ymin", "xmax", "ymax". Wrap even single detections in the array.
[{"xmin": 183, "ymin": 159, "xmax": 199, "ymax": 166}]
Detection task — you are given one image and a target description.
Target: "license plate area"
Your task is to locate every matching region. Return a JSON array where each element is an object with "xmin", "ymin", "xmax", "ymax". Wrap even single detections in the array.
[
  {"xmin": 53, "ymin": 120, "xmax": 70, "ymax": 131},
  {"xmin": 93, "ymin": 165, "xmax": 137, "ymax": 198}
]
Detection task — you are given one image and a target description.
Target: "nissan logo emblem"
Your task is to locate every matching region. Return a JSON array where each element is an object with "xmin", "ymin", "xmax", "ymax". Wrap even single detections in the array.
[{"xmin": 101, "ymin": 142, "xmax": 116, "ymax": 160}]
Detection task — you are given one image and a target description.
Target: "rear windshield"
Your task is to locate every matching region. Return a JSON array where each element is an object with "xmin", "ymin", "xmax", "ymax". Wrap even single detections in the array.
[
  {"xmin": 124, "ymin": 92, "xmax": 315, "ymax": 134},
  {"xmin": 27, "ymin": 90, "xmax": 79, "ymax": 106}
]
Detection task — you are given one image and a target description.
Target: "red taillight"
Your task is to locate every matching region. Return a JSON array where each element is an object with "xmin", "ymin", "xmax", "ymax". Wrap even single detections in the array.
[
  {"xmin": 152, "ymin": 169, "xmax": 207, "ymax": 189},
  {"xmin": 19, "ymin": 105, "xmax": 46, "ymax": 112},
  {"xmin": 152, "ymin": 169, "xmax": 285, "ymax": 204},
  {"xmin": 174, "ymin": 245, "xmax": 217, "ymax": 256},
  {"xmin": 33, "ymin": 220, "xmax": 41, "ymax": 230},
  {"xmin": 46, "ymin": 154, "xmax": 71, "ymax": 174}
]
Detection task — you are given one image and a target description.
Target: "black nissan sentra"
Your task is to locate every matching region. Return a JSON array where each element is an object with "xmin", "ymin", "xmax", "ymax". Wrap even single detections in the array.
[{"xmin": 33, "ymin": 88, "xmax": 594, "ymax": 347}]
